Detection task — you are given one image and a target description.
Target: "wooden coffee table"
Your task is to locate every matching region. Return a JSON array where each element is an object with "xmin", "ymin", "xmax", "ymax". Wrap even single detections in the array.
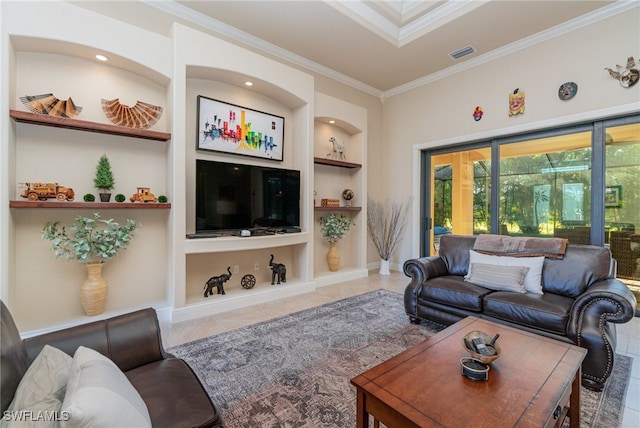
[{"xmin": 351, "ymin": 316, "xmax": 586, "ymax": 428}]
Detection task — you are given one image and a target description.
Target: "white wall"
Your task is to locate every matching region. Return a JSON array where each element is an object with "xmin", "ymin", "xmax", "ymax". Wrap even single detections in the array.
[{"xmin": 383, "ymin": 8, "xmax": 640, "ymax": 266}]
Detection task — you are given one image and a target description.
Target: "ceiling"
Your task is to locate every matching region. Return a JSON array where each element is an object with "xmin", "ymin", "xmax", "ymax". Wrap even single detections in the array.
[{"xmin": 73, "ymin": 1, "xmax": 628, "ymax": 96}]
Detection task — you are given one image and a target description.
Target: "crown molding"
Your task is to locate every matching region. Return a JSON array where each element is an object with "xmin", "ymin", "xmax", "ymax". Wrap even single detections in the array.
[
  {"xmin": 143, "ymin": 0, "xmax": 383, "ymax": 98},
  {"xmin": 384, "ymin": 1, "xmax": 639, "ymax": 100},
  {"xmin": 144, "ymin": 0, "xmax": 636, "ymax": 103}
]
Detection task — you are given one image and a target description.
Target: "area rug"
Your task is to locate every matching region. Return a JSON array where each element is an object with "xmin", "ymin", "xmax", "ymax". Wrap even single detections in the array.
[{"xmin": 169, "ymin": 289, "xmax": 632, "ymax": 428}]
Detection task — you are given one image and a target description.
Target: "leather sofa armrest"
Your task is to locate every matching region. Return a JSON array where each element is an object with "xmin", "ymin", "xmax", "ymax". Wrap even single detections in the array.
[
  {"xmin": 567, "ymin": 278, "xmax": 636, "ymax": 390},
  {"xmin": 24, "ymin": 308, "xmax": 169, "ymax": 372},
  {"xmin": 403, "ymin": 256, "xmax": 448, "ymax": 317},
  {"xmin": 568, "ymin": 278, "xmax": 637, "ymax": 332},
  {"xmin": 403, "ymin": 256, "xmax": 448, "ymax": 284}
]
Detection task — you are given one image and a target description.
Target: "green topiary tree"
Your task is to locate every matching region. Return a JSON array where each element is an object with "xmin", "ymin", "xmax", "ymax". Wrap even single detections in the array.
[{"xmin": 94, "ymin": 154, "xmax": 115, "ymax": 192}]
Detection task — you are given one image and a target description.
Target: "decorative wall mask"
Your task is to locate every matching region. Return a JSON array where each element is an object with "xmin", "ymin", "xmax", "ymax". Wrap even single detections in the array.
[
  {"xmin": 472, "ymin": 106, "xmax": 483, "ymax": 121},
  {"xmin": 605, "ymin": 56, "xmax": 639, "ymax": 88},
  {"xmin": 508, "ymin": 89, "xmax": 525, "ymax": 116},
  {"xmin": 20, "ymin": 93, "xmax": 82, "ymax": 118},
  {"xmin": 558, "ymin": 82, "xmax": 578, "ymax": 100},
  {"xmin": 101, "ymin": 99, "xmax": 163, "ymax": 129}
]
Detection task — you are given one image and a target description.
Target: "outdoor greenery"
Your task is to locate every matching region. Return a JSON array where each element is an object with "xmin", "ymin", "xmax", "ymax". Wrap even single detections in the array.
[
  {"xmin": 42, "ymin": 213, "xmax": 137, "ymax": 264},
  {"xmin": 433, "ymin": 143, "xmax": 640, "ymax": 236},
  {"xmin": 319, "ymin": 213, "xmax": 354, "ymax": 243},
  {"xmin": 94, "ymin": 154, "xmax": 115, "ymax": 192}
]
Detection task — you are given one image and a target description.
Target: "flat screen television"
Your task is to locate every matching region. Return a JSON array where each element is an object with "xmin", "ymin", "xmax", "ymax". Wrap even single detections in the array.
[{"xmin": 195, "ymin": 159, "xmax": 301, "ymax": 234}]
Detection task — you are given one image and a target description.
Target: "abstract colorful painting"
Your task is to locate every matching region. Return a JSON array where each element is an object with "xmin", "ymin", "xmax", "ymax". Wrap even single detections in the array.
[{"xmin": 197, "ymin": 95, "xmax": 284, "ymax": 161}]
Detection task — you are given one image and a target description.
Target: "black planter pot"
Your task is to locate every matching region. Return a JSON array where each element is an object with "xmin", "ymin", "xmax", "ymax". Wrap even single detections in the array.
[{"xmin": 99, "ymin": 193, "xmax": 111, "ymax": 202}]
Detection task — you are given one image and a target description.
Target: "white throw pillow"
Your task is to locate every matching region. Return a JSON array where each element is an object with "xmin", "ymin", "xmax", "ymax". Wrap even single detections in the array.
[
  {"xmin": 2, "ymin": 345, "xmax": 72, "ymax": 428},
  {"xmin": 465, "ymin": 263, "xmax": 529, "ymax": 293},
  {"xmin": 60, "ymin": 346, "xmax": 151, "ymax": 428},
  {"xmin": 468, "ymin": 250, "xmax": 545, "ymax": 294}
]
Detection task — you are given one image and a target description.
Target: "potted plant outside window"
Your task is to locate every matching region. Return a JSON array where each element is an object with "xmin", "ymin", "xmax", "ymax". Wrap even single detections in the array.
[
  {"xmin": 94, "ymin": 154, "xmax": 115, "ymax": 202},
  {"xmin": 42, "ymin": 213, "xmax": 137, "ymax": 316},
  {"xmin": 319, "ymin": 213, "xmax": 354, "ymax": 271}
]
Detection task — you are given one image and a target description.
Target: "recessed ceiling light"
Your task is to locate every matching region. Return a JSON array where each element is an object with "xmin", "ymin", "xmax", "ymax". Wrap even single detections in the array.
[
  {"xmin": 329, "ymin": 120, "xmax": 335, "ymax": 124},
  {"xmin": 244, "ymin": 81, "xmax": 253, "ymax": 86},
  {"xmin": 95, "ymin": 54, "xmax": 108, "ymax": 62}
]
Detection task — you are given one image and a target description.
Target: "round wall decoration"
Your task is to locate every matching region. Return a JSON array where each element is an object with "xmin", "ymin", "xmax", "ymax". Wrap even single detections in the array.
[{"xmin": 558, "ymin": 82, "xmax": 578, "ymax": 100}]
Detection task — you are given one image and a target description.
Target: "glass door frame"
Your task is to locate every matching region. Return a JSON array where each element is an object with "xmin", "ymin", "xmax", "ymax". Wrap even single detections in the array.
[{"xmin": 419, "ymin": 113, "xmax": 640, "ymax": 257}]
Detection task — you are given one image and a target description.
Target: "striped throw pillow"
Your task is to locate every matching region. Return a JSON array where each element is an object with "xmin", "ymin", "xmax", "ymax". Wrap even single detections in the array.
[{"xmin": 465, "ymin": 263, "xmax": 529, "ymax": 293}]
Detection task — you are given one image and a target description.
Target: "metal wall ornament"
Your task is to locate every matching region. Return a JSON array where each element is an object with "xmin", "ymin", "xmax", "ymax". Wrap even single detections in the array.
[
  {"xmin": 508, "ymin": 89, "xmax": 525, "ymax": 116},
  {"xmin": 20, "ymin": 93, "xmax": 82, "ymax": 118},
  {"xmin": 605, "ymin": 56, "xmax": 639, "ymax": 88},
  {"xmin": 101, "ymin": 98, "xmax": 163, "ymax": 129}
]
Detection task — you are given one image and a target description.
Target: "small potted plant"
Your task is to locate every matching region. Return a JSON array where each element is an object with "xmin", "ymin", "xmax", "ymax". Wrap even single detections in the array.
[
  {"xmin": 94, "ymin": 154, "xmax": 115, "ymax": 202},
  {"xmin": 319, "ymin": 213, "xmax": 354, "ymax": 272},
  {"xmin": 42, "ymin": 213, "xmax": 137, "ymax": 316},
  {"xmin": 367, "ymin": 198, "xmax": 410, "ymax": 274}
]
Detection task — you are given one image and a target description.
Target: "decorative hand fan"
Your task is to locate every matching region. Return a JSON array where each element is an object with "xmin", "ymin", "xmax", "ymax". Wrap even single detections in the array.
[
  {"xmin": 19, "ymin": 93, "xmax": 83, "ymax": 118},
  {"xmin": 101, "ymin": 98, "xmax": 163, "ymax": 129}
]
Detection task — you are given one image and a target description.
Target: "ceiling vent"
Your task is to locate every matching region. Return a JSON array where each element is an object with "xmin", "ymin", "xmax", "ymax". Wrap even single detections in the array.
[{"xmin": 449, "ymin": 45, "xmax": 476, "ymax": 60}]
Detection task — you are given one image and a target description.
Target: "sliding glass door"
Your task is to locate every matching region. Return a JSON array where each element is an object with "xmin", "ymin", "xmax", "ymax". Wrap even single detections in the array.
[
  {"xmin": 499, "ymin": 130, "xmax": 592, "ymax": 243},
  {"xmin": 420, "ymin": 114, "xmax": 640, "ymax": 282},
  {"xmin": 604, "ymin": 121, "xmax": 640, "ymax": 281}
]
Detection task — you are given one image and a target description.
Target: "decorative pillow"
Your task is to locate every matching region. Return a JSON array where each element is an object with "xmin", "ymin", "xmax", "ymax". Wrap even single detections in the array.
[
  {"xmin": 468, "ymin": 250, "xmax": 545, "ymax": 294},
  {"xmin": 465, "ymin": 263, "xmax": 529, "ymax": 293},
  {"xmin": 3, "ymin": 345, "xmax": 72, "ymax": 428},
  {"xmin": 60, "ymin": 346, "xmax": 151, "ymax": 428}
]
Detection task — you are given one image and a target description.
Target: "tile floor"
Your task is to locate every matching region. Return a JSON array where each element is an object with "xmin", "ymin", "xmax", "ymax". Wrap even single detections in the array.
[{"xmin": 160, "ymin": 271, "xmax": 640, "ymax": 427}]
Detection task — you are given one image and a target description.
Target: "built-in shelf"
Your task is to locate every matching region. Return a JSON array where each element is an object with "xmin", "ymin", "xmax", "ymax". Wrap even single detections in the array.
[
  {"xmin": 9, "ymin": 110, "xmax": 171, "ymax": 142},
  {"xmin": 314, "ymin": 206, "xmax": 361, "ymax": 212},
  {"xmin": 313, "ymin": 157, "xmax": 361, "ymax": 169},
  {"xmin": 9, "ymin": 201, "xmax": 171, "ymax": 209}
]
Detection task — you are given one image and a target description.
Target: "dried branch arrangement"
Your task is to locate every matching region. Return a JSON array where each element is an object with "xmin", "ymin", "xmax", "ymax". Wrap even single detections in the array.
[{"xmin": 367, "ymin": 198, "xmax": 410, "ymax": 261}]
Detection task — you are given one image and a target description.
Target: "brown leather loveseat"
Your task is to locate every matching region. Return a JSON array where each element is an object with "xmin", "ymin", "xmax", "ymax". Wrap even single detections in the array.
[
  {"xmin": 1, "ymin": 301, "xmax": 223, "ymax": 427},
  {"xmin": 403, "ymin": 234, "xmax": 637, "ymax": 391}
]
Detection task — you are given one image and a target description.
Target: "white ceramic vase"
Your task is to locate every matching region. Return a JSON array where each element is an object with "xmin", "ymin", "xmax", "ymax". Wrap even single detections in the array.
[{"xmin": 379, "ymin": 259, "xmax": 390, "ymax": 275}]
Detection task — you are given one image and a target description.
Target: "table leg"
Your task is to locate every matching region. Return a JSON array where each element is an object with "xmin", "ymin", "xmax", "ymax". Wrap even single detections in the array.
[
  {"xmin": 569, "ymin": 368, "xmax": 581, "ymax": 428},
  {"xmin": 356, "ymin": 388, "xmax": 368, "ymax": 428}
]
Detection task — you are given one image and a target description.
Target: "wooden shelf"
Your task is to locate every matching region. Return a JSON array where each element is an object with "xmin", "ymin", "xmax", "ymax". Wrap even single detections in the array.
[
  {"xmin": 313, "ymin": 157, "xmax": 361, "ymax": 169},
  {"xmin": 10, "ymin": 110, "xmax": 171, "ymax": 142},
  {"xmin": 9, "ymin": 201, "xmax": 171, "ymax": 209},
  {"xmin": 314, "ymin": 206, "xmax": 361, "ymax": 212}
]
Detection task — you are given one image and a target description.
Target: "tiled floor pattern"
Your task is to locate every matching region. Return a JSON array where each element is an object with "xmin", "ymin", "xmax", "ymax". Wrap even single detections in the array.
[{"xmin": 160, "ymin": 271, "xmax": 640, "ymax": 427}]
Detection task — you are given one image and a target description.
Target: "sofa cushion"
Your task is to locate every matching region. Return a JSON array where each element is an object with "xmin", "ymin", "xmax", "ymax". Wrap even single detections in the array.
[
  {"xmin": 420, "ymin": 275, "xmax": 493, "ymax": 312},
  {"xmin": 125, "ymin": 358, "xmax": 221, "ymax": 428},
  {"xmin": 483, "ymin": 292, "xmax": 574, "ymax": 335},
  {"xmin": 541, "ymin": 245, "xmax": 613, "ymax": 297},
  {"xmin": 468, "ymin": 251, "xmax": 545, "ymax": 294},
  {"xmin": 4, "ymin": 345, "xmax": 72, "ymax": 428},
  {"xmin": 465, "ymin": 263, "xmax": 529, "ymax": 293},
  {"xmin": 61, "ymin": 346, "xmax": 151, "ymax": 428}
]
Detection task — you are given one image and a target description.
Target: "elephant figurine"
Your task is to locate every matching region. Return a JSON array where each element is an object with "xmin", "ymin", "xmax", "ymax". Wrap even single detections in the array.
[
  {"xmin": 204, "ymin": 267, "xmax": 232, "ymax": 297},
  {"xmin": 269, "ymin": 254, "xmax": 286, "ymax": 285}
]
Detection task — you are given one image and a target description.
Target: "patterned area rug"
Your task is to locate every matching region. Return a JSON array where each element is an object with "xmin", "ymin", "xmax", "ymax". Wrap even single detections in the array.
[{"xmin": 169, "ymin": 289, "xmax": 632, "ymax": 428}]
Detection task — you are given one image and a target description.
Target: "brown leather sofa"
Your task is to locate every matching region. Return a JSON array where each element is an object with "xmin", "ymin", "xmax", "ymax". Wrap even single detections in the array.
[
  {"xmin": 1, "ymin": 301, "xmax": 223, "ymax": 427},
  {"xmin": 403, "ymin": 234, "xmax": 637, "ymax": 391}
]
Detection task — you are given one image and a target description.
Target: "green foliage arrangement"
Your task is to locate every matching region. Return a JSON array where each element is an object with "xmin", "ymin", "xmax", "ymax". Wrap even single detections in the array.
[
  {"xmin": 83, "ymin": 193, "xmax": 95, "ymax": 202},
  {"xmin": 319, "ymin": 213, "xmax": 354, "ymax": 243},
  {"xmin": 158, "ymin": 195, "xmax": 168, "ymax": 203},
  {"xmin": 42, "ymin": 213, "xmax": 137, "ymax": 264},
  {"xmin": 94, "ymin": 154, "xmax": 115, "ymax": 192},
  {"xmin": 114, "ymin": 194, "xmax": 126, "ymax": 203}
]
